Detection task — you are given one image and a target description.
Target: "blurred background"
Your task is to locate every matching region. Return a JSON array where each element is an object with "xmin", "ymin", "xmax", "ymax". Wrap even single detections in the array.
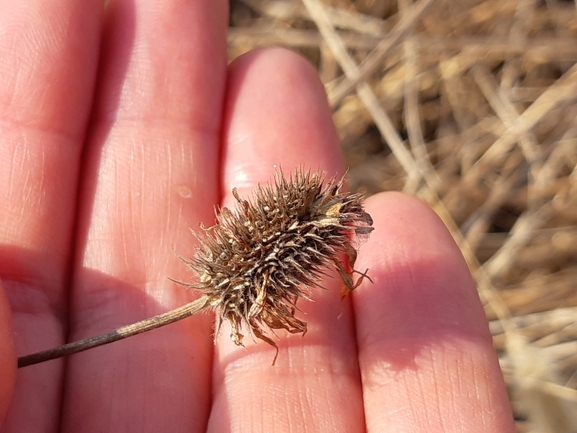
[{"xmin": 228, "ymin": 0, "xmax": 577, "ymax": 431}]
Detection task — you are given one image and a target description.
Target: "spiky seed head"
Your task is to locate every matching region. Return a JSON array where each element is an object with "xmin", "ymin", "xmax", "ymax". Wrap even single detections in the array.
[{"xmin": 181, "ymin": 168, "xmax": 374, "ymax": 363}]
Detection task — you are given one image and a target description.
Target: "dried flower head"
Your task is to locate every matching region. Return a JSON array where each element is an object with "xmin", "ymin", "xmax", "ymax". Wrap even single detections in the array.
[
  {"xmin": 180, "ymin": 168, "xmax": 374, "ymax": 362},
  {"xmin": 17, "ymin": 168, "xmax": 374, "ymax": 368}
]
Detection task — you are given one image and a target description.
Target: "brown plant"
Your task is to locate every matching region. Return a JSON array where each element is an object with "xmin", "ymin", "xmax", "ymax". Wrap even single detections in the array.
[
  {"xmin": 180, "ymin": 168, "xmax": 374, "ymax": 363},
  {"xmin": 18, "ymin": 168, "xmax": 373, "ymax": 367}
]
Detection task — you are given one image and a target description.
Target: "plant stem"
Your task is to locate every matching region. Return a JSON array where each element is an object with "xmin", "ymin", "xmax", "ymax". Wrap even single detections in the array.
[{"xmin": 18, "ymin": 296, "xmax": 211, "ymax": 368}]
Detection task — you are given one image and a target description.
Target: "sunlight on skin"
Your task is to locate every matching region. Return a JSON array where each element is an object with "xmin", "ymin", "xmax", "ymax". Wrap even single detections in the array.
[{"xmin": 0, "ymin": 0, "xmax": 516, "ymax": 431}]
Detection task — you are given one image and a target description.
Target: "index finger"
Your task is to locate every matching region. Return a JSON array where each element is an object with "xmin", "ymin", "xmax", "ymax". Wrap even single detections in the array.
[{"xmin": 0, "ymin": 0, "xmax": 102, "ymax": 430}]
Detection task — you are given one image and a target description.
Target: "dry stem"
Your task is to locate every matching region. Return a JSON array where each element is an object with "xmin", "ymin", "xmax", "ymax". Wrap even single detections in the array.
[{"xmin": 18, "ymin": 296, "xmax": 210, "ymax": 368}]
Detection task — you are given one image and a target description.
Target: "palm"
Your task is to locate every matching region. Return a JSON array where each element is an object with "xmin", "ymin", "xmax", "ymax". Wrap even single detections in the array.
[{"xmin": 0, "ymin": 1, "xmax": 515, "ymax": 432}]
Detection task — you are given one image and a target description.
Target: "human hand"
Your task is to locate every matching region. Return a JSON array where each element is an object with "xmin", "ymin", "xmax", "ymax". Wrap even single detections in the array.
[{"xmin": 0, "ymin": 1, "xmax": 515, "ymax": 431}]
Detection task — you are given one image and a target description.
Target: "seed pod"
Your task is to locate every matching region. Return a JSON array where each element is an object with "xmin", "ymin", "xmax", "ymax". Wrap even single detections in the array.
[
  {"xmin": 17, "ymin": 168, "xmax": 374, "ymax": 368},
  {"xmin": 180, "ymin": 168, "xmax": 374, "ymax": 363}
]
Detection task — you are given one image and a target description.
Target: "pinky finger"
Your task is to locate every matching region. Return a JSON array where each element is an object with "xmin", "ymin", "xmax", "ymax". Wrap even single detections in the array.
[{"xmin": 353, "ymin": 193, "xmax": 516, "ymax": 433}]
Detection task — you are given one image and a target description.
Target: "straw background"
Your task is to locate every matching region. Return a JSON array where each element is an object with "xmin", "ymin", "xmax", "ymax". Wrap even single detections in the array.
[{"xmin": 228, "ymin": 1, "xmax": 577, "ymax": 432}]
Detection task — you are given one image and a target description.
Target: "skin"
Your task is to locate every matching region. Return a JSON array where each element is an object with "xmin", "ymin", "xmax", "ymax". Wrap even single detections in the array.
[{"xmin": 0, "ymin": 0, "xmax": 517, "ymax": 432}]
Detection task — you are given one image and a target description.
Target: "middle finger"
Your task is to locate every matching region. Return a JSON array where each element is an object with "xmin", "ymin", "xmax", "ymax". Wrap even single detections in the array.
[{"xmin": 62, "ymin": 0, "xmax": 228, "ymax": 431}]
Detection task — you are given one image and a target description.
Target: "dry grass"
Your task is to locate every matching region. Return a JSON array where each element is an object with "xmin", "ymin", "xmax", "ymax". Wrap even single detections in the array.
[{"xmin": 228, "ymin": 0, "xmax": 577, "ymax": 431}]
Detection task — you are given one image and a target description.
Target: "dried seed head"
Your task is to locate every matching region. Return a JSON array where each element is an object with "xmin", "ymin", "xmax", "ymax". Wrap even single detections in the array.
[
  {"xmin": 181, "ymin": 168, "xmax": 374, "ymax": 361},
  {"xmin": 16, "ymin": 168, "xmax": 374, "ymax": 368}
]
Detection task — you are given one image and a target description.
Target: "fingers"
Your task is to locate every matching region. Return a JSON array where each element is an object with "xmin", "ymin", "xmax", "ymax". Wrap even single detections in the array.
[
  {"xmin": 354, "ymin": 193, "xmax": 516, "ymax": 433},
  {"xmin": 209, "ymin": 48, "xmax": 365, "ymax": 432},
  {"xmin": 0, "ymin": 0, "xmax": 101, "ymax": 289},
  {"xmin": 0, "ymin": 0, "xmax": 102, "ymax": 430},
  {"xmin": 61, "ymin": 1, "xmax": 228, "ymax": 431},
  {"xmin": 221, "ymin": 49, "xmax": 343, "ymax": 192}
]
